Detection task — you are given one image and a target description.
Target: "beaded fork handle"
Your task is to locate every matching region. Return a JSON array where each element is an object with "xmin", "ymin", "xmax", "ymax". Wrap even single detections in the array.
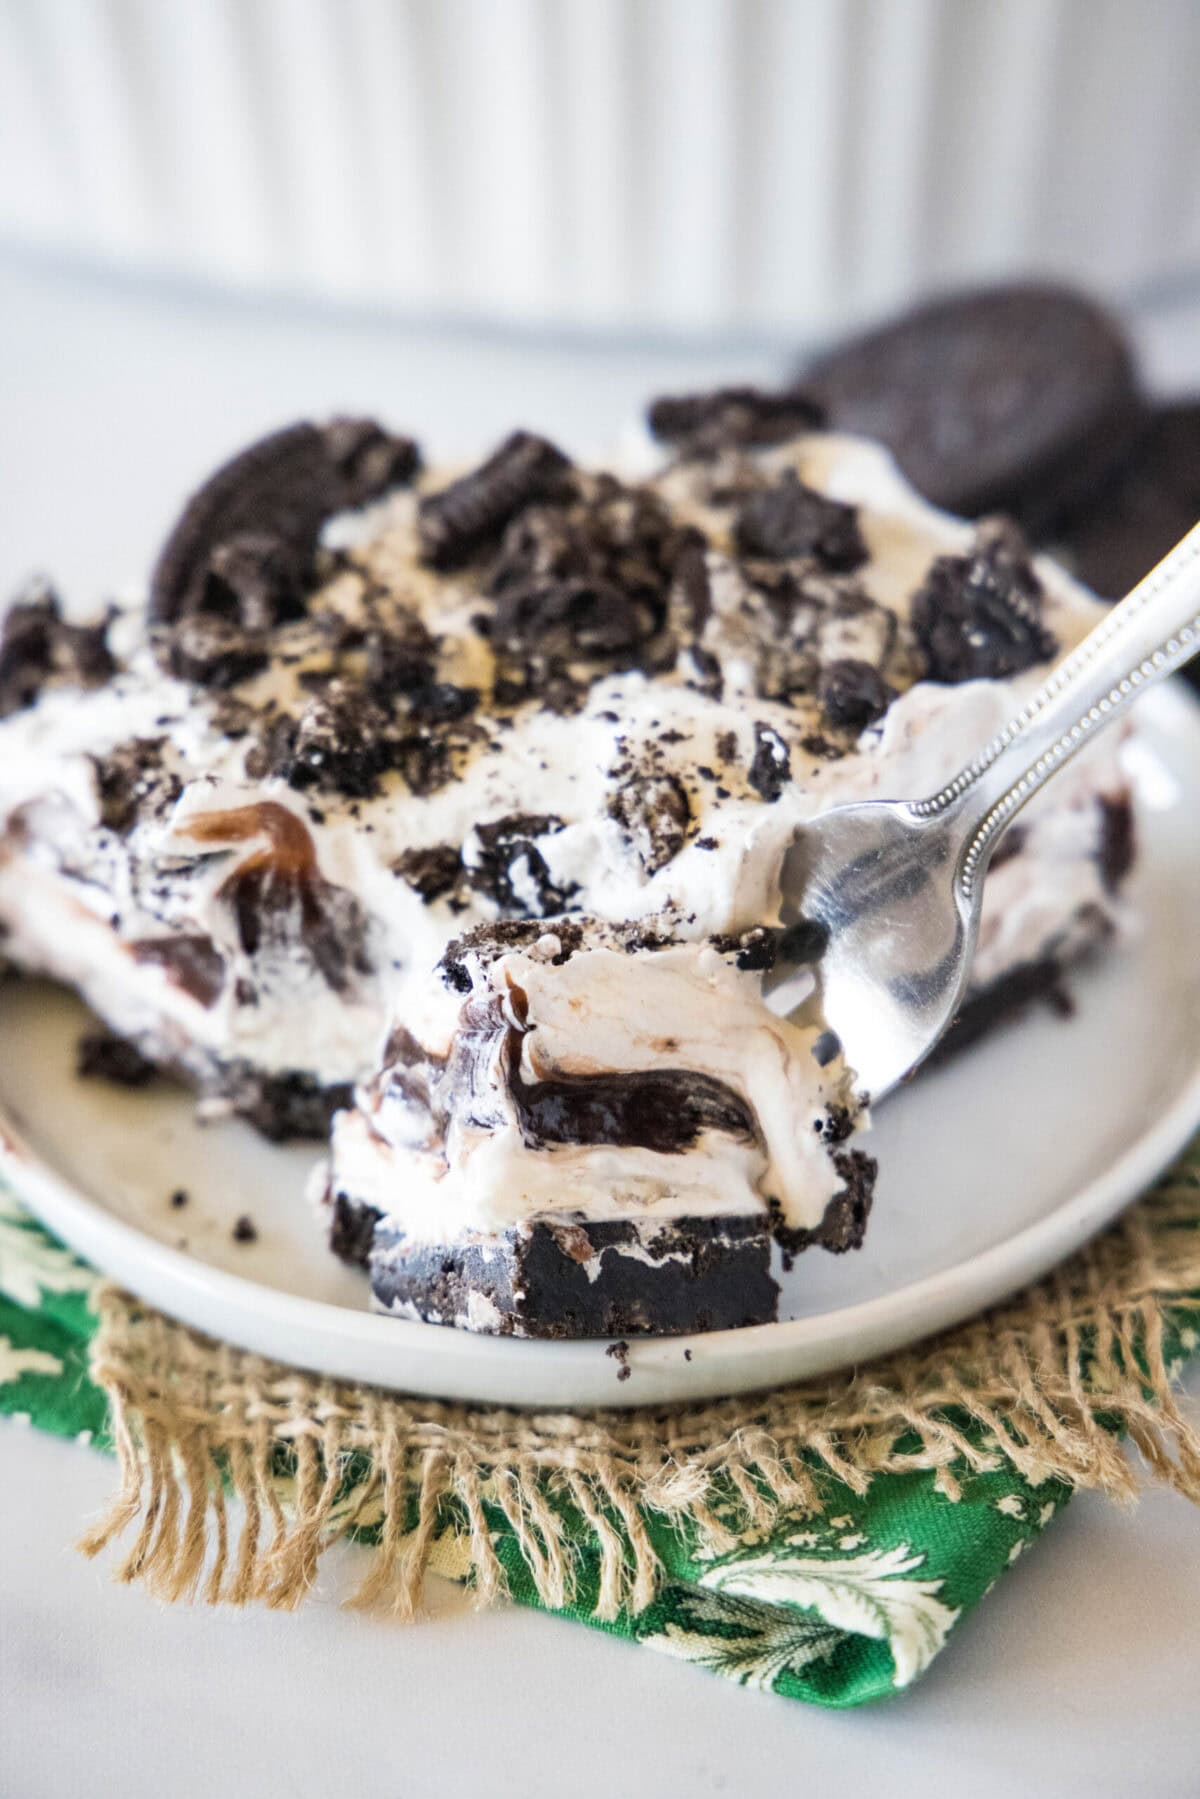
[{"xmin": 908, "ymin": 522, "xmax": 1200, "ymax": 899}]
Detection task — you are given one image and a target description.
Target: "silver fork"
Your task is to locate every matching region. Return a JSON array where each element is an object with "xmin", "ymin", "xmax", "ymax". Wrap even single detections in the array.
[{"xmin": 776, "ymin": 523, "xmax": 1200, "ymax": 1102}]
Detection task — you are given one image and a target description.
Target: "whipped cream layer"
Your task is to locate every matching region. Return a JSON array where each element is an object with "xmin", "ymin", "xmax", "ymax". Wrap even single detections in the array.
[
  {"xmin": 0, "ymin": 428, "xmax": 1134, "ymax": 1249},
  {"xmin": 334, "ymin": 939, "xmax": 856, "ymax": 1243}
]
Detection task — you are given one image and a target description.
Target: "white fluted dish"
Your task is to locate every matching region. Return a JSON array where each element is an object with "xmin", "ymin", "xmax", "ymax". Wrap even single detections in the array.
[{"xmin": 3, "ymin": 0, "xmax": 1200, "ymax": 336}]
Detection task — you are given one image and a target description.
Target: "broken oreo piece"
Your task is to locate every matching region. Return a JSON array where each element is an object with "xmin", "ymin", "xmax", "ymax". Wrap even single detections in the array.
[
  {"xmin": 166, "ymin": 614, "xmax": 269, "ymax": 689},
  {"xmin": 492, "ymin": 579, "xmax": 659, "ymax": 664},
  {"xmin": 365, "ymin": 611, "xmax": 438, "ymax": 699},
  {"xmin": 406, "ymin": 682, "xmax": 479, "ymax": 724},
  {"xmin": 203, "ymin": 533, "xmax": 308, "ymax": 632},
  {"xmin": 150, "ymin": 423, "xmax": 341, "ymax": 626},
  {"xmin": 912, "ymin": 518, "xmax": 1057, "ymax": 685},
  {"xmin": 0, "ymin": 584, "xmax": 115, "ymax": 719},
  {"xmin": 321, "ymin": 417, "xmax": 421, "ymax": 508},
  {"xmin": 818, "ymin": 658, "xmax": 894, "ymax": 731},
  {"xmin": 747, "ymin": 722, "xmax": 792, "ymax": 801},
  {"xmin": 734, "ymin": 471, "xmax": 868, "ymax": 572},
  {"xmin": 418, "ymin": 432, "xmax": 573, "ymax": 570},
  {"xmin": 150, "ymin": 417, "xmax": 422, "ymax": 683},
  {"xmin": 609, "ymin": 773, "xmax": 691, "ymax": 873},
  {"xmin": 393, "ymin": 732, "xmax": 453, "ymax": 798},
  {"xmin": 392, "ymin": 843, "xmax": 464, "ymax": 904},
  {"xmin": 466, "ymin": 813, "xmax": 576, "ymax": 917},
  {"xmin": 647, "ymin": 384, "xmax": 825, "ymax": 457}
]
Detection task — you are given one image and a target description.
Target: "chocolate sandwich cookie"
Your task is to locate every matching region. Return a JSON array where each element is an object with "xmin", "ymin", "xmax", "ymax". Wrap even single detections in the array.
[
  {"xmin": 1046, "ymin": 402, "xmax": 1200, "ymax": 597},
  {"xmin": 801, "ymin": 285, "xmax": 1145, "ymax": 533}
]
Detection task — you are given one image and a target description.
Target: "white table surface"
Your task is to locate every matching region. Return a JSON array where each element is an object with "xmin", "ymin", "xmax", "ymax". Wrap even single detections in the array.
[{"xmin": 1, "ymin": 253, "xmax": 1198, "ymax": 1797}]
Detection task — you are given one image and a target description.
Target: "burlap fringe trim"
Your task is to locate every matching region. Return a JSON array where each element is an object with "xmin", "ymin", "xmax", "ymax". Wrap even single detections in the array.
[{"xmin": 79, "ymin": 1162, "xmax": 1200, "ymax": 1620}]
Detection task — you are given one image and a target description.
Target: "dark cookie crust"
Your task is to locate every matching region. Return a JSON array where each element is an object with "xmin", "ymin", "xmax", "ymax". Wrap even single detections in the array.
[{"xmin": 368, "ymin": 1213, "xmax": 779, "ymax": 1339}]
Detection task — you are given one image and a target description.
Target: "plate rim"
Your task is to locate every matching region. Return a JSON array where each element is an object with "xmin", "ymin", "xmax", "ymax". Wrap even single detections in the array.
[{"xmin": 3, "ymin": 678, "xmax": 1198, "ymax": 1410}]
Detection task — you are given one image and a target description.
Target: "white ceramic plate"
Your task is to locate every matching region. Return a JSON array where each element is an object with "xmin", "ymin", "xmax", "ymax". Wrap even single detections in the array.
[{"xmin": 2, "ymin": 682, "xmax": 1198, "ymax": 1409}]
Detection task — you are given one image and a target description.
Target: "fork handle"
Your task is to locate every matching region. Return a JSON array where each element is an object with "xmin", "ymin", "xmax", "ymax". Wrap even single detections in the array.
[{"xmin": 912, "ymin": 521, "xmax": 1200, "ymax": 899}]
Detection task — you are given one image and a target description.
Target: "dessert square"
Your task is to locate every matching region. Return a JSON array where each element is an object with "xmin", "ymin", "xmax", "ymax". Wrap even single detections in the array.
[{"xmin": 0, "ymin": 397, "xmax": 1136, "ymax": 1336}]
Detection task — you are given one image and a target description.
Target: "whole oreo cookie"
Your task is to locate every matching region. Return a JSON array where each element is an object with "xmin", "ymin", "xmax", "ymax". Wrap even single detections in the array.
[
  {"xmin": 1048, "ymin": 403, "xmax": 1200, "ymax": 597},
  {"xmin": 801, "ymin": 285, "xmax": 1144, "ymax": 531}
]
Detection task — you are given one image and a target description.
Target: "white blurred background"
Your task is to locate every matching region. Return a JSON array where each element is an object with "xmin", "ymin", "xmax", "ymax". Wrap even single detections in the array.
[{"xmin": 2, "ymin": 0, "xmax": 1200, "ymax": 340}]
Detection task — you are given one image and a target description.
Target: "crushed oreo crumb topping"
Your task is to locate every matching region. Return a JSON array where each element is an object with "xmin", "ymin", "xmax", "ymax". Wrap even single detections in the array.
[
  {"xmin": 365, "ymin": 610, "xmax": 437, "ymax": 699},
  {"xmin": 709, "ymin": 926, "xmax": 778, "ymax": 972},
  {"xmin": 485, "ymin": 480, "xmax": 694, "ymax": 706},
  {"xmin": 438, "ymin": 917, "xmax": 585, "ymax": 991},
  {"xmin": 92, "ymin": 738, "xmax": 181, "ymax": 835},
  {"xmin": 406, "ymin": 682, "xmax": 479, "ymax": 723},
  {"xmin": 283, "ymin": 681, "xmax": 394, "ymax": 800},
  {"xmin": 393, "ymin": 731, "xmax": 453, "ymax": 798}
]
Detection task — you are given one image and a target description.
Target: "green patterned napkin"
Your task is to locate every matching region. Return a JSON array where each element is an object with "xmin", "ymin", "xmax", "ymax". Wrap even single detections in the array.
[{"xmin": 3, "ymin": 1140, "xmax": 1199, "ymax": 1709}]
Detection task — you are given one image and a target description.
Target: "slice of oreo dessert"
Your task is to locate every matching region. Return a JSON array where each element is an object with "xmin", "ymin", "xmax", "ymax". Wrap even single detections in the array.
[
  {"xmin": 0, "ymin": 397, "xmax": 1140, "ymax": 1336},
  {"xmin": 319, "ymin": 926, "xmax": 876, "ymax": 1336}
]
